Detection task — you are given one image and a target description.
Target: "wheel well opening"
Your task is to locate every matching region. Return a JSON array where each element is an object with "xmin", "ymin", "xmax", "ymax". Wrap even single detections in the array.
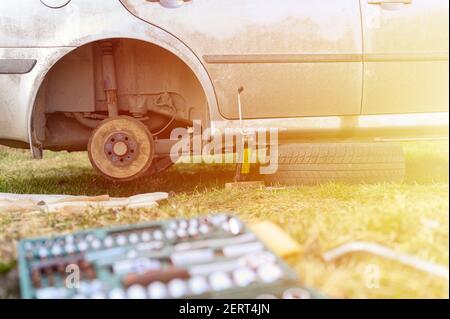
[{"xmin": 33, "ymin": 38, "xmax": 209, "ymax": 152}]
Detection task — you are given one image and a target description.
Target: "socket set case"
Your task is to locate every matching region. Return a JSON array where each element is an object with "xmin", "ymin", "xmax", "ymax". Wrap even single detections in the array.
[{"xmin": 18, "ymin": 214, "xmax": 320, "ymax": 299}]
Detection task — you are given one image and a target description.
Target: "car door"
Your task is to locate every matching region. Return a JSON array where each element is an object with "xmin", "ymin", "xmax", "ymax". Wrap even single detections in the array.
[
  {"xmin": 120, "ymin": 0, "xmax": 363, "ymax": 119},
  {"xmin": 360, "ymin": 0, "xmax": 449, "ymax": 115}
]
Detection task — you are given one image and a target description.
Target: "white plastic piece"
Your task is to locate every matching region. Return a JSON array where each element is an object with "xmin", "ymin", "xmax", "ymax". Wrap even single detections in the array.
[
  {"xmin": 51, "ymin": 245, "xmax": 62, "ymax": 256},
  {"xmin": 178, "ymin": 220, "xmax": 188, "ymax": 229},
  {"xmin": 168, "ymin": 221, "xmax": 178, "ymax": 230},
  {"xmin": 188, "ymin": 276, "xmax": 209, "ymax": 295},
  {"xmin": 140, "ymin": 231, "xmax": 152, "ymax": 242},
  {"xmin": 116, "ymin": 235, "xmax": 127, "ymax": 246},
  {"xmin": 77, "ymin": 241, "xmax": 88, "ymax": 252},
  {"xmin": 190, "ymin": 260, "xmax": 240, "ymax": 276},
  {"xmin": 171, "ymin": 249, "xmax": 214, "ymax": 266},
  {"xmin": 165, "ymin": 229, "xmax": 176, "ymax": 240},
  {"xmin": 103, "ymin": 236, "xmax": 114, "ymax": 248},
  {"xmin": 257, "ymin": 264, "xmax": 283, "ymax": 283},
  {"xmin": 232, "ymin": 267, "xmax": 256, "ymax": 287},
  {"xmin": 209, "ymin": 272, "xmax": 232, "ymax": 291},
  {"xmin": 189, "ymin": 219, "xmax": 199, "ymax": 228},
  {"xmin": 168, "ymin": 279, "xmax": 188, "ymax": 298},
  {"xmin": 65, "ymin": 235, "xmax": 74, "ymax": 244},
  {"xmin": 148, "ymin": 281, "xmax": 168, "ymax": 299},
  {"xmin": 91, "ymin": 239, "xmax": 102, "ymax": 250},
  {"xmin": 64, "ymin": 243, "xmax": 76, "ymax": 254},
  {"xmin": 175, "ymin": 233, "xmax": 256, "ymax": 251},
  {"xmin": 128, "ymin": 233, "xmax": 139, "ymax": 244},
  {"xmin": 127, "ymin": 284, "xmax": 147, "ymax": 299},
  {"xmin": 35, "ymin": 287, "xmax": 68, "ymax": 299},
  {"xmin": 113, "ymin": 258, "xmax": 160, "ymax": 275},
  {"xmin": 85, "ymin": 234, "xmax": 95, "ymax": 242},
  {"xmin": 199, "ymin": 224, "xmax": 210, "ymax": 235},
  {"xmin": 135, "ymin": 241, "xmax": 164, "ymax": 251},
  {"xmin": 38, "ymin": 247, "xmax": 48, "ymax": 258},
  {"xmin": 188, "ymin": 227, "xmax": 199, "ymax": 237},
  {"xmin": 223, "ymin": 242, "xmax": 264, "ymax": 258},
  {"xmin": 153, "ymin": 230, "xmax": 164, "ymax": 240},
  {"xmin": 176, "ymin": 228, "xmax": 188, "ymax": 239},
  {"xmin": 228, "ymin": 217, "xmax": 243, "ymax": 235}
]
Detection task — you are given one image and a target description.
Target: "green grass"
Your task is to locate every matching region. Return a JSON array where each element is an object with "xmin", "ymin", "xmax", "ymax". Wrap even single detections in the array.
[{"xmin": 0, "ymin": 141, "xmax": 448, "ymax": 298}]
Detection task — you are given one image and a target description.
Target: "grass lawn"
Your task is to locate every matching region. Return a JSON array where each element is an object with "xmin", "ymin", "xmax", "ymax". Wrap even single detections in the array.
[{"xmin": 0, "ymin": 141, "xmax": 448, "ymax": 298}]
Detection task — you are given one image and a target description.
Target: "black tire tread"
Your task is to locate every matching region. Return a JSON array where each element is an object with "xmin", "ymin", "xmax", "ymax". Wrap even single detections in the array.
[{"xmin": 262, "ymin": 143, "xmax": 405, "ymax": 185}]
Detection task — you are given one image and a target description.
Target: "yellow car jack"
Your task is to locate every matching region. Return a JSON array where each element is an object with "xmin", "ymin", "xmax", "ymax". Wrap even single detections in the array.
[{"xmin": 225, "ymin": 87, "xmax": 264, "ymax": 190}]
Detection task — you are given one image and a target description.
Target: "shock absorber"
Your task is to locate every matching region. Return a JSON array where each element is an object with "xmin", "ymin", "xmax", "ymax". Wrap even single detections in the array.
[{"xmin": 100, "ymin": 41, "xmax": 119, "ymax": 118}]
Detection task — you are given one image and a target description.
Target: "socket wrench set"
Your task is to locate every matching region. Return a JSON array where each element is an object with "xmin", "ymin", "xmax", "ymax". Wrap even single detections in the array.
[{"xmin": 18, "ymin": 214, "xmax": 319, "ymax": 299}]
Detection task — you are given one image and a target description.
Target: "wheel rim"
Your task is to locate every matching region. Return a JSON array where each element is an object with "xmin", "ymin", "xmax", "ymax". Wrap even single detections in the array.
[{"xmin": 88, "ymin": 116, "xmax": 154, "ymax": 181}]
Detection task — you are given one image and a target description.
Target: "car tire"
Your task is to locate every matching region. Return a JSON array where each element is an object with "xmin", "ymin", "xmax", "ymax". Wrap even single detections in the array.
[
  {"xmin": 261, "ymin": 142, "xmax": 405, "ymax": 185},
  {"xmin": 144, "ymin": 156, "xmax": 175, "ymax": 176}
]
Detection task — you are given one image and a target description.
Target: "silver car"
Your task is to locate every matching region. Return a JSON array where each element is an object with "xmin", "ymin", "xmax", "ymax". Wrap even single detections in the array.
[{"xmin": 0, "ymin": 0, "xmax": 448, "ymax": 182}]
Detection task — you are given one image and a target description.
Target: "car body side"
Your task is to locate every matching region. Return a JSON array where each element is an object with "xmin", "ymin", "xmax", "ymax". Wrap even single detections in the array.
[{"xmin": 0, "ymin": 0, "xmax": 448, "ymax": 155}]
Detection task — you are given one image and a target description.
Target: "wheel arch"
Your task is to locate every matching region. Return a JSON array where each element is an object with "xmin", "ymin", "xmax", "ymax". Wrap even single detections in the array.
[{"xmin": 28, "ymin": 28, "xmax": 220, "ymax": 154}]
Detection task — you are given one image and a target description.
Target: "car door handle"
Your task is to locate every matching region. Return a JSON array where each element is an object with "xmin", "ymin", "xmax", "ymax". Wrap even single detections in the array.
[{"xmin": 368, "ymin": 0, "xmax": 411, "ymax": 10}]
